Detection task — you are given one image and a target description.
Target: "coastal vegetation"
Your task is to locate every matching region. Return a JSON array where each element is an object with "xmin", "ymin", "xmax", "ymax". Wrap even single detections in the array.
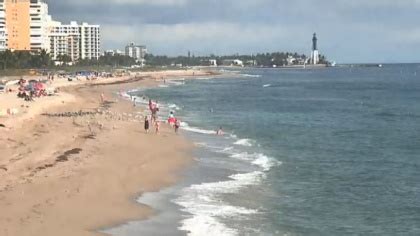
[
  {"xmin": 145, "ymin": 52, "xmax": 329, "ymax": 67},
  {"xmin": 0, "ymin": 50, "xmax": 136, "ymax": 70},
  {"xmin": 0, "ymin": 50, "xmax": 328, "ymax": 76}
]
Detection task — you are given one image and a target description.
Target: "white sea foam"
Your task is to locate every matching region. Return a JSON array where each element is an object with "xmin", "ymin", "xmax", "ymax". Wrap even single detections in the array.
[
  {"xmin": 195, "ymin": 77, "xmax": 213, "ymax": 80},
  {"xmin": 181, "ymin": 122, "xmax": 217, "ymax": 135},
  {"xmin": 241, "ymin": 74, "xmax": 262, "ymax": 78},
  {"xmin": 194, "ymin": 142, "xmax": 232, "ymax": 152},
  {"xmin": 229, "ymin": 134, "xmax": 238, "ymax": 139},
  {"xmin": 166, "ymin": 79, "xmax": 185, "ymax": 86},
  {"xmin": 230, "ymin": 152, "xmax": 255, "ymax": 161},
  {"xmin": 252, "ymin": 154, "xmax": 281, "ymax": 171},
  {"xmin": 230, "ymin": 152, "xmax": 281, "ymax": 171},
  {"xmin": 168, "ymin": 104, "xmax": 181, "ymax": 111},
  {"xmin": 175, "ymin": 171, "xmax": 264, "ymax": 236},
  {"xmin": 234, "ymin": 139, "xmax": 254, "ymax": 147},
  {"xmin": 179, "ymin": 215, "xmax": 238, "ymax": 236}
]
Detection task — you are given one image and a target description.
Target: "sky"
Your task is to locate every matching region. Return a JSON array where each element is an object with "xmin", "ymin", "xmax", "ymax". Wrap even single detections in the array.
[{"xmin": 48, "ymin": 0, "xmax": 420, "ymax": 63}]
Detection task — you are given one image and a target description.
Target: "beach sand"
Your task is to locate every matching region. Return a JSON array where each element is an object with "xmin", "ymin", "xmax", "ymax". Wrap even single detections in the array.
[{"xmin": 0, "ymin": 69, "xmax": 214, "ymax": 236}]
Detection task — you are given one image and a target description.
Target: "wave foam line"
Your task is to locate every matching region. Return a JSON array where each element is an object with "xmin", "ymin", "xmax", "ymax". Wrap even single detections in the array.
[{"xmin": 175, "ymin": 171, "xmax": 264, "ymax": 236}]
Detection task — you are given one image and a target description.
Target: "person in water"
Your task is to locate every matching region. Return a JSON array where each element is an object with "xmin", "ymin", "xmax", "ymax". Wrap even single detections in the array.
[
  {"xmin": 144, "ymin": 116, "xmax": 150, "ymax": 133},
  {"xmin": 216, "ymin": 127, "xmax": 224, "ymax": 136}
]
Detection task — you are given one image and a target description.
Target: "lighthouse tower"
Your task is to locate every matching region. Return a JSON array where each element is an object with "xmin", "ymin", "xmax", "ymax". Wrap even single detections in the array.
[{"xmin": 311, "ymin": 33, "xmax": 320, "ymax": 65}]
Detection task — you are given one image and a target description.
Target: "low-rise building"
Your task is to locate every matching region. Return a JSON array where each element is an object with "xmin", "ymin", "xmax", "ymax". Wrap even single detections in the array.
[
  {"xmin": 222, "ymin": 59, "xmax": 244, "ymax": 67},
  {"xmin": 104, "ymin": 49, "xmax": 124, "ymax": 56},
  {"xmin": 125, "ymin": 42, "xmax": 147, "ymax": 64}
]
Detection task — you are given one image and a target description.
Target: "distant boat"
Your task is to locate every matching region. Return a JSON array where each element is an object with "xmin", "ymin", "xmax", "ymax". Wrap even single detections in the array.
[
  {"xmin": 263, "ymin": 84, "xmax": 271, "ymax": 88},
  {"xmin": 378, "ymin": 64, "xmax": 383, "ymax": 68}
]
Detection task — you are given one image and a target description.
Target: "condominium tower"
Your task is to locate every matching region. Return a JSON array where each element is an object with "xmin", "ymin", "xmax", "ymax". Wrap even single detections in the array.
[
  {"xmin": 0, "ymin": 1, "xmax": 7, "ymax": 51},
  {"xmin": 49, "ymin": 21, "xmax": 101, "ymax": 61}
]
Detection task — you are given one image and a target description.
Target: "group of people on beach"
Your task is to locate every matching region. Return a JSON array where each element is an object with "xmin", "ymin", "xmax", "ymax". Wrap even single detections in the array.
[
  {"xmin": 142, "ymin": 99, "xmax": 181, "ymax": 135},
  {"xmin": 123, "ymin": 93, "xmax": 222, "ymax": 136}
]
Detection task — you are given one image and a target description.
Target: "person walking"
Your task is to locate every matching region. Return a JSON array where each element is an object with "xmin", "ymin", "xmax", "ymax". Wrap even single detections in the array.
[
  {"xmin": 144, "ymin": 116, "xmax": 150, "ymax": 133},
  {"xmin": 155, "ymin": 120, "xmax": 160, "ymax": 134}
]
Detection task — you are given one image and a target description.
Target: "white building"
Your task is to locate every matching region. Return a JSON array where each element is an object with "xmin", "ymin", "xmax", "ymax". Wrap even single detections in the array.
[
  {"xmin": 49, "ymin": 21, "xmax": 80, "ymax": 61},
  {"xmin": 29, "ymin": 0, "xmax": 51, "ymax": 51},
  {"xmin": 125, "ymin": 42, "xmax": 147, "ymax": 63},
  {"xmin": 209, "ymin": 59, "xmax": 217, "ymax": 67},
  {"xmin": 49, "ymin": 21, "xmax": 100, "ymax": 61},
  {"xmin": 80, "ymin": 22, "xmax": 100, "ymax": 60},
  {"xmin": 0, "ymin": 1, "xmax": 7, "ymax": 51},
  {"xmin": 104, "ymin": 49, "xmax": 124, "ymax": 56}
]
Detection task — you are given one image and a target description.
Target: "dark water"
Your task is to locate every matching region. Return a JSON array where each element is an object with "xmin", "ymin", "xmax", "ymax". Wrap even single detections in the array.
[{"xmin": 110, "ymin": 65, "xmax": 420, "ymax": 236}]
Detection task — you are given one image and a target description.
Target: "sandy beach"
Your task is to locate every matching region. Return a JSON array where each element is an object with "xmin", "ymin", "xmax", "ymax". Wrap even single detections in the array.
[{"xmin": 0, "ymin": 69, "xmax": 214, "ymax": 236}]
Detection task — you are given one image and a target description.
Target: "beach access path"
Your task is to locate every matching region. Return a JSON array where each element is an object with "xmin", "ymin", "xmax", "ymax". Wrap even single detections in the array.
[{"xmin": 0, "ymin": 69, "xmax": 214, "ymax": 236}]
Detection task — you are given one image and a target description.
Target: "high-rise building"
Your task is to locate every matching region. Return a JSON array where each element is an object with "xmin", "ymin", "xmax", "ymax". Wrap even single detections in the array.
[
  {"xmin": 29, "ymin": 0, "xmax": 51, "ymax": 51},
  {"xmin": 80, "ymin": 22, "xmax": 100, "ymax": 60},
  {"xmin": 125, "ymin": 42, "xmax": 147, "ymax": 63},
  {"xmin": 310, "ymin": 33, "xmax": 320, "ymax": 65},
  {"xmin": 49, "ymin": 21, "xmax": 100, "ymax": 61},
  {"xmin": 0, "ymin": 1, "xmax": 7, "ymax": 51},
  {"xmin": 4, "ymin": 0, "xmax": 52, "ymax": 51},
  {"xmin": 5, "ymin": 0, "xmax": 31, "ymax": 50},
  {"xmin": 49, "ymin": 21, "xmax": 80, "ymax": 61}
]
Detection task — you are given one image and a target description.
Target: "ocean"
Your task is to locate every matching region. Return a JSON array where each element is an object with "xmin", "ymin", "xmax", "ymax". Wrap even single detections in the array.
[{"xmin": 106, "ymin": 65, "xmax": 420, "ymax": 236}]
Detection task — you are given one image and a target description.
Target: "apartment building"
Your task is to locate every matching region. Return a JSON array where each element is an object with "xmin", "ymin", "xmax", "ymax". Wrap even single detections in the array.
[
  {"xmin": 125, "ymin": 42, "xmax": 147, "ymax": 63},
  {"xmin": 80, "ymin": 22, "xmax": 100, "ymax": 60},
  {"xmin": 29, "ymin": 0, "xmax": 50, "ymax": 51},
  {"xmin": 5, "ymin": 0, "xmax": 31, "ymax": 50},
  {"xmin": 0, "ymin": 0, "xmax": 7, "ymax": 51},
  {"xmin": 48, "ymin": 21, "xmax": 80, "ymax": 61},
  {"xmin": 49, "ymin": 21, "xmax": 100, "ymax": 61}
]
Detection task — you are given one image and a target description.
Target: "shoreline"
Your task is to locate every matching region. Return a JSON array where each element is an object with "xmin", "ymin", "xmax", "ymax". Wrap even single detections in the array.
[{"xmin": 0, "ymin": 69, "xmax": 215, "ymax": 236}]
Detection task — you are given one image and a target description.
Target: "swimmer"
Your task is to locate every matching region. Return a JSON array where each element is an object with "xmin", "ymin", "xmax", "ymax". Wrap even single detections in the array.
[{"xmin": 216, "ymin": 127, "xmax": 224, "ymax": 136}]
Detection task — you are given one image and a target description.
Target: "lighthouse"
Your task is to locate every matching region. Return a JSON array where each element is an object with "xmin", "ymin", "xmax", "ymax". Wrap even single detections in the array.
[{"xmin": 311, "ymin": 33, "xmax": 320, "ymax": 65}]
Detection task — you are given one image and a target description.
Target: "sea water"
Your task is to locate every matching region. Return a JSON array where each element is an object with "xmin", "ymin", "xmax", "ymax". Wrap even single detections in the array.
[{"xmin": 106, "ymin": 65, "xmax": 420, "ymax": 236}]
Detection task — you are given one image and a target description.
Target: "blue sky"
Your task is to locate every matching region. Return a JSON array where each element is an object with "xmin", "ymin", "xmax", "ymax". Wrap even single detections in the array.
[{"xmin": 49, "ymin": 0, "xmax": 420, "ymax": 63}]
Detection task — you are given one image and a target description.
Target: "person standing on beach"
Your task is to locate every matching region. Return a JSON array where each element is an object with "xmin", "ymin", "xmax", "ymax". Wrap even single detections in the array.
[
  {"xmin": 133, "ymin": 97, "xmax": 137, "ymax": 107},
  {"xmin": 149, "ymin": 99, "xmax": 153, "ymax": 112},
  {"xmin": 144, "ymin": 116, "xmax": 150, "ymax": 133},
  {"xmin": 155, "ymin": 121, "xmax": 160, "ymax": 134},
  {"xmin": 175, "ymin": 119, "xmax": 181, "ymax": 134},
  {"xmin": 100, "ymin": 93, "xmax": 105, "ymax": 103}
]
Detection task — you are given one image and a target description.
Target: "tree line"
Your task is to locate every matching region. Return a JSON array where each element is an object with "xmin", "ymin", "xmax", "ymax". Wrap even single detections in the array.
[
  {"xmin": 145, "ymin": 52, "xmax": 329, "ymax": 67},
  {"xmin": 0, "ymin": 50, "xmax": 329, "ymax": 70},
  {"xmin": 0, "ymin": 50, "xmax": 137, "ymax": 69}
]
